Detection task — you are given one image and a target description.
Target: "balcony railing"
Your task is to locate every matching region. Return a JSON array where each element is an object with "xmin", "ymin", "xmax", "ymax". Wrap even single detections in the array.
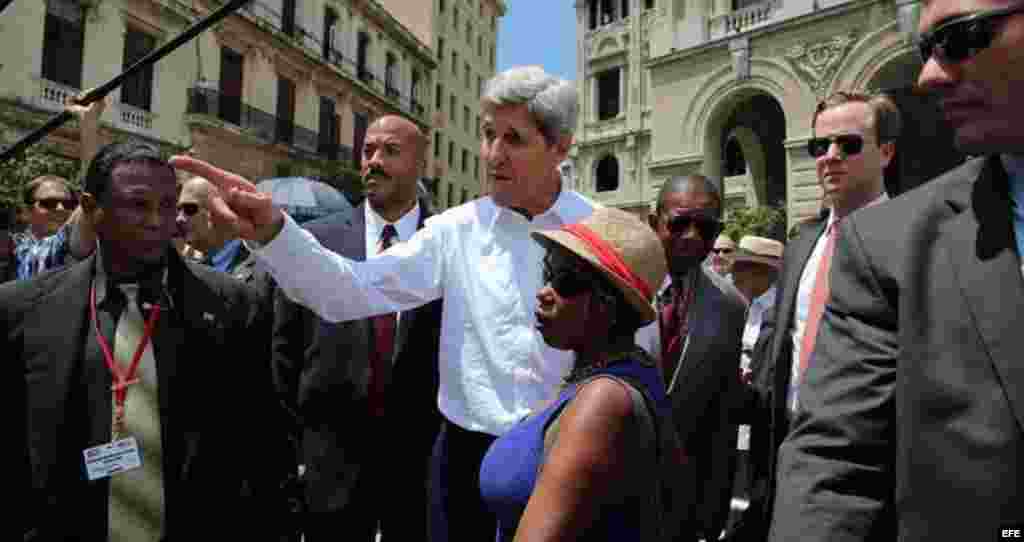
[
  {"xmin": 34, "ymin": 78, "xmax": 155, "ymax": 135},
  {"xmin": 115, "ymin": 102, "xmax": 156, "ymax": 133},
  {"xmin": 708, "ymin": 0, "xmax": 779, "ymax": 40},
  {"xmin": 235, "ymin": 0, "xmax": 425, "ymax": 120},
  {"xmin": 187, "ymin": 86, "xmax": 351, "ymax": 162},
  {"xmin": 35, "ymin": 77, "xmax": 79, "ymax": 113}
]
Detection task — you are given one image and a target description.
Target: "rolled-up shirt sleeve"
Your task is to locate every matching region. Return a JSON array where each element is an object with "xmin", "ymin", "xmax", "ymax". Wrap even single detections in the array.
[{"xmin": 251, "ymin": 213, "xmax": 445, "ymax": 323}]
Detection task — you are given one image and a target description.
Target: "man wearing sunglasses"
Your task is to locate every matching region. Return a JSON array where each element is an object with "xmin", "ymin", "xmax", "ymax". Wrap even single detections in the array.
[
  {"xmin": 728, "ymin": 91, "xmax": 901, "ymax": 542},
  {"xmin": 636, "ymin": 174, "xmax": 747, "ymax": 542},
  {"xmin": 10, "ymin": 96, "xmax": 105, "ymax": 280},
  {"xmin": 708, "ymin": 233, "xmax": 738, "ymax": 279},
  {"xmin": 11, "ymin": 175, "xmax": 97, "ymax": 280},
  {"xmin": 769, "ymin": 2, "xmax": 1024, "ymax": 541},
  {"xmin": 175, "ymin": 177, "xmax": 250, "ymax": 272}
]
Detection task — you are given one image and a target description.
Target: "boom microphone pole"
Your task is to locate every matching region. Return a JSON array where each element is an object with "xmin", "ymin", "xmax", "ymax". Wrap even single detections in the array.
[{"xmin": 0, "ymin": 0, "xmax": 251, "ymax": 162}]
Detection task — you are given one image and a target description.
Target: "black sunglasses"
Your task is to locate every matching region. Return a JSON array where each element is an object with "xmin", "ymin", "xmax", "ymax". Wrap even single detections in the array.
[
  {"xmin": 665, "ymin": 213, "xmax": 723, "ymax": 240},
  {"xmin": 807, "ymin": 134, "xmax": 865, "ymax": 158},
  {"xmin": 917, "ymin": 4, "xmax": 1024, "ymax": 64},
  {"xmin": 711, "ymin": 247, "xmax": 735, "ymax": 255},
  {"xmin": 177, "ymin": 203, "xmax": 200, "ymax": 217},
  {"xmin": 542, "ymin": 255, "xmax": 596, "ymax": 298},
  {"xmin": 34, "ymin": 198, "xmax": 78, "ymax": 211}
]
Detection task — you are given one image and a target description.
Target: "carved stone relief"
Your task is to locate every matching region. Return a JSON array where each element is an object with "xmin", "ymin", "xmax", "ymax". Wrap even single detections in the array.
[{"xmin": 784, "ymin": 31, "xmax": 858, "ymax": 96}]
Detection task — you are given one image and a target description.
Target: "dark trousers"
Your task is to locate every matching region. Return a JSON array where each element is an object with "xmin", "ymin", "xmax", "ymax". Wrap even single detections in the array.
[
  {"xmin": 304, "ymin": 427, "xmax": 434, "ymax": 542},
  {"xmin": 428, "ymin": 418, "xmax": 498, "ymax": 542}
]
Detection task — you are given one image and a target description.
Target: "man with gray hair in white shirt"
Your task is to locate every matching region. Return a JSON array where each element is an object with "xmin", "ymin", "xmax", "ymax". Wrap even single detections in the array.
[{"xmin": 170, "ymin": 65, "xmax": 594, "ymax": 542}]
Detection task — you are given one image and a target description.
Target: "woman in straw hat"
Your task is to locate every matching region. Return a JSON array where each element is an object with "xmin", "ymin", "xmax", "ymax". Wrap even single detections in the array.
[{"xmin": 479, "ymin": 207, "xmax": 671, "ymax": 541}]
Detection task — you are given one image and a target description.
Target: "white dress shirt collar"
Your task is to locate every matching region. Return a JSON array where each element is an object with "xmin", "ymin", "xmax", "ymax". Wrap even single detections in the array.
[
  {"xmin": 488, "ymin": 187, "xmax": 597, "ymax": 230},
  {"xmin": 365, "ymin": 201, "xmax": 421, "ymax": 247},
  {"xmin": 825, "ymin": 191, "xmax": 890, "ymax": 229},
  {"xmin": 92, "ymin": 243, "xmax": 170, "ymax": 306}
]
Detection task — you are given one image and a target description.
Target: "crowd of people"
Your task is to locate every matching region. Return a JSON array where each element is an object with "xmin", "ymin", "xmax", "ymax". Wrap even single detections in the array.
[{"xmin": 5, "ymin": 0, "xmax": 1024, "ymax": 539}]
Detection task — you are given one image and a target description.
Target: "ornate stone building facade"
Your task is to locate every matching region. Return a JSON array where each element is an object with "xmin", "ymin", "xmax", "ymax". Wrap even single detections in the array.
[
  {"xmin": 0, "ymin": 0, "xmax": 435, "ymax": 186},
  {"xmin": 572, "ymin": 0, "xmax": 964, "ymax": 230},
  {"xmin": 377, "ymin": 0, "xmax": 507, "ymax": 209}
]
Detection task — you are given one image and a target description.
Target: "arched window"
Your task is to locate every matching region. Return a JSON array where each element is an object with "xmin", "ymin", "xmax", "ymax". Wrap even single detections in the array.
[
  {"xmin": 724, "ymin": 136, "xmax": 747, "ymax": 176},
  {"xmin": 596, "ymin": 155, "xmax": 619, "ymax": 192}
]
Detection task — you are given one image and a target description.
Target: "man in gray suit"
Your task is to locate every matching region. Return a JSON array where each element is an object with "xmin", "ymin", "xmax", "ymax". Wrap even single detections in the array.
[
  {"xmin": 637, "ymin": 175, "xmax": 747, "ymax": 541},
  {"xmin": 733, "ymin": 91, "xmax": 901, "ymax": 542},
  {"xmin": 769, "ymin": 0, "xmax": 1024, "ymax": 540}
]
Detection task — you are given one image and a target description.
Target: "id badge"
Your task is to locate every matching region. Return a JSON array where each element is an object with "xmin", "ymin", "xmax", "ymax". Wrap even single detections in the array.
[{"xmin": 83, "ymin": 437, "xmax": 142, "ymax": 481}]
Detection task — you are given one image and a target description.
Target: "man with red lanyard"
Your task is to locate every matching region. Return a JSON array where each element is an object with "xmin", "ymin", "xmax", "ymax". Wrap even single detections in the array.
[
  {"xmin": 636, "ymin": 174, "xmax": 748, "ymax": 542},
  {"xmin": 3, "ymin": 141, "xmax": 293, "ymax": 541}
]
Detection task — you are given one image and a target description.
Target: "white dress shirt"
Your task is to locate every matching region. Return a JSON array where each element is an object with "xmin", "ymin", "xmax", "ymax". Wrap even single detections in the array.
[
  {"xmin": 365, "ymin": 203, "xmax": 420, "ymax": 326},
  {"xmin": 788, "ymin": 192, "xmax": 888, "ymax": 412},
  {"xmin": 742, "ymin": 284, "xmax": 777, "ymax": 373},
  {"xmin": 738, "ymin": 284, "xmax": 775, "ymax": 451},
  {"xmin": 253, "ymin": 191, "xmax": 595, "ymax": 436}
]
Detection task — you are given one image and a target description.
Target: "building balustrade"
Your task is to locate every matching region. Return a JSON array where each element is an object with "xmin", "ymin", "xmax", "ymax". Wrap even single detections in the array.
[
  {"xmin": 35, "ymin": 78, "xmax": 79, "ymax": 113},
  {"xmin": 115, "ymin": 102, "xmax": 156, "ymax": 134},
  {"xmin": 708, "ymin": 0, "xmax": 779, "ymax": 40},
  {"xmin": 187, "ymin": 86, "xmax": 351, "ymax": 162}
]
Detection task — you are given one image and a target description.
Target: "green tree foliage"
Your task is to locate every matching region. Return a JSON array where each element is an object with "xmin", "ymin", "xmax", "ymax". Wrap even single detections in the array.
[{"xmin": 723, "ymin": 204, "xmax": 787, "ymax": 242}]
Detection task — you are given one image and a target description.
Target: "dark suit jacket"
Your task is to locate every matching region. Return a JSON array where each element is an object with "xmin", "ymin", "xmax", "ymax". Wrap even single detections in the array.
[
  {"xmin": 664, "ymin": 267, "xmax": 747, "ymax": 540},
  {"xmin": 8, "ymin": 248, "xmax": 290, "ymax": 541},
  {"xmin": 730, "ymin": 216, "xmax": 827, "ymax": 529},
  {"xmin": 770, "ymin": 156, "xmax": 1024, "ymax": 541},
  {"xmin": 272, "ymin": 199, "xmax": 443, "ymax": 514}
]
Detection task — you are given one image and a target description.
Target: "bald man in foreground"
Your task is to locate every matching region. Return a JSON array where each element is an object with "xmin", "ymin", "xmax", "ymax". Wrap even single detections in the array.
[{"xmin": 271, "ymin": 115, "xmax": 444, "ymax": 541}]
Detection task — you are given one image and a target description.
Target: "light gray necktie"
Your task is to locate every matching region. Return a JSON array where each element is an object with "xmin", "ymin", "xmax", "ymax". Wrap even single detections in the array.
[{"xmin": 108, "ymin": 284, "xmax": 165, "ymax": 541}]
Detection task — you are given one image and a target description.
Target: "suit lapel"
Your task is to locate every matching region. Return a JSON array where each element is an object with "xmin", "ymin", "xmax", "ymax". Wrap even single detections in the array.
[
  {"xmin": 150, "ymin": 255, "xmax": 191, "ymax": 471},
  {"xmin": 775, "ymin": 219, "xmax": 827, "ymax": 354},
  {"xmin": 24, "ymin": 258, "xmax": 94, "ymax": 479},
  {"xmin": 943, "ymin": 157, "xmax": 1024, "ymax": 432},
  {"xmin": 770, "ymin": 220, "xmax": 826, "ymax": 406},
  {"xmin": 348, "ymin": 203, "xmax": 368, "ymax": 262},
  {"xmin": 667, "ymin": 270, "xmax": 716, "ymax": 394}
]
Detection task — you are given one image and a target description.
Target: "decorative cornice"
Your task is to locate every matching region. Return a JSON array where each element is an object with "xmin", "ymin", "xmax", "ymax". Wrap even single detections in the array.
[
  {"xmin": 784, "ymin": 31, "xmax": 859, "ymax": 97},
  {"xmin": 647, "ymin": 0, "xmax": 881, "ymax": 68},
  {"xmin": 648, "ymin": 153, "xmax": 705, "ymax": 170}
]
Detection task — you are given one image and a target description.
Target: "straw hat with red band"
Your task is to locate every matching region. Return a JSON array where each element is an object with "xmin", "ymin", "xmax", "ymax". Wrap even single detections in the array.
[{"xmin": 531, "ymin": 207, "xmax": 668, "ymax": 324}]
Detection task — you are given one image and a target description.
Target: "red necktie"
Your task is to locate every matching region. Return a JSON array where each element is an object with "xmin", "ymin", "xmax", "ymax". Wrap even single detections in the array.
[
  {"xmin": 369, "ymin": 224, "xmax": 398, "ymax": 417},
  {"xmin": 798, "ymin": 222, "xmax": 838, "ymax": 379},
  {"xmin": 659, "ymin": 280, "xmax": 694, "ymax": 383}
]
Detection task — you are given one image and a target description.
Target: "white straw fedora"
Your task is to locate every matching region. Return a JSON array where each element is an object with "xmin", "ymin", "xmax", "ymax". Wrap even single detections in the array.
[
  {"xmin": 531, "ymin": 207, "xmax": 668, "ymax": 324},
  {"xmin": 732, "ymin": 235, "xmax": 784, "ymax": 269}
]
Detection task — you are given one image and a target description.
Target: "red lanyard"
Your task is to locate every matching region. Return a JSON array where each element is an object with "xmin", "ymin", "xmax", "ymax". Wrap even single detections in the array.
[{"xmin": 90, "ymin": 283, "xmax": 162, "ymax": 436}]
